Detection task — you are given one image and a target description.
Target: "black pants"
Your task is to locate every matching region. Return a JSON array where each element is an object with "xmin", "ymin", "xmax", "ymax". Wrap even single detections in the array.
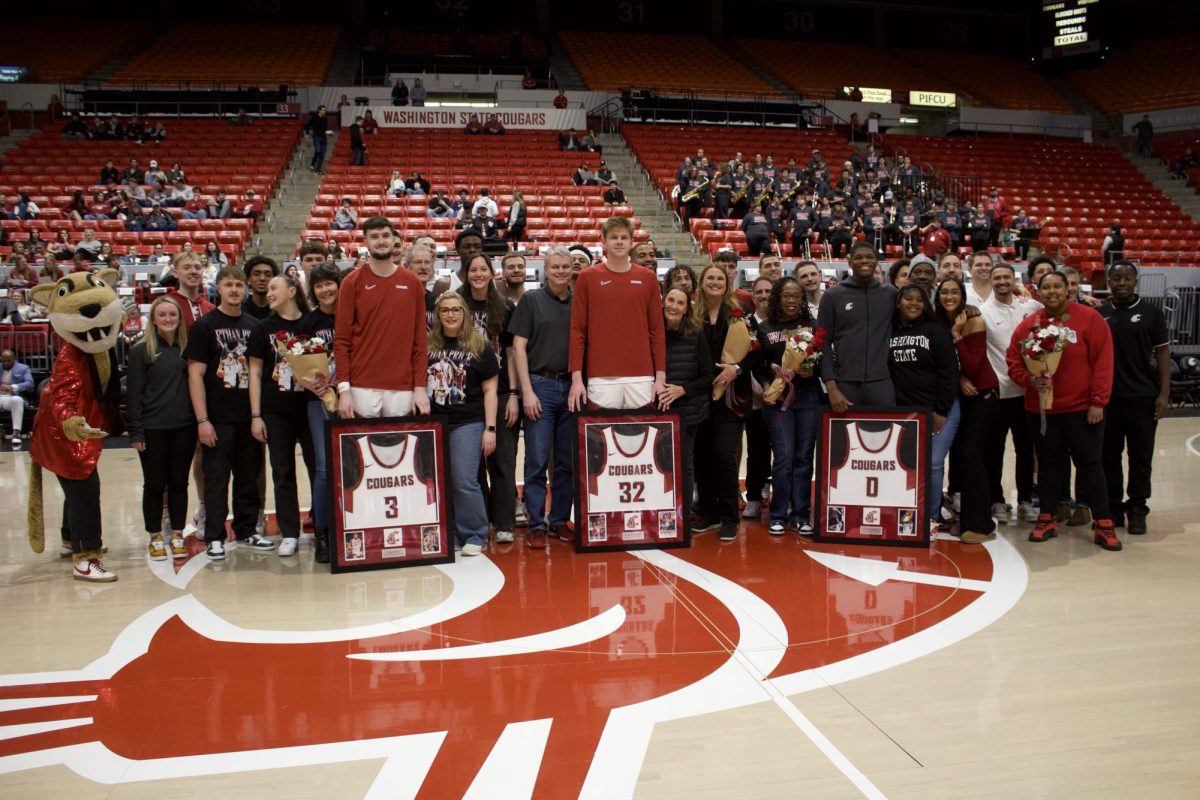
[
  {"xmin": 481, "ymin": 415, "xmax": 518, "ymax": 530},
  {"xmin": 715, "ymin": 194, "xmax": 731, "ymax": 220},
  {"xmin": 985, "ymin": 396, "xmax": 1034, "ymax": 504},
  {"xmin": 138, "ymin": 425, "xmax": 198, "ymax": 533},
  {"xmin": 1014, "ymin": 237, "xmax": 1030, "ymax": 260},
  {"xmin": 694, "ymin": 405, "xmax": 745, "ymax": 523},
  {"xmin": 791, "ymin": 230, "xmax": 812, "ymax": 258},
  {"xmin": 836, "ymin": 379, "xmax": 896, "ymax": 406},
  {"xmin": 202, "ymin": 420, "xmax": 264, "ymax": 542},
  {"xmin": 828, "ymin": 231, "xmax": 852, "ymax": 258},
  {"xmin": 746, "ymin": 234, "xmax": 770, "ymax": 257},
  {"xmin": 1103, "ymin": 396, "xmax": 1158, "ymax": 515},
  {"xmin": 58, "ymin": 470, "xmax": 102, "ymax": 555},
  {"xmin": 681, "ymin": 423, "xmax": 697, "ymax": 524},
  {"xmin": 744, "ymin": 410, "xmax": 771, "ymax": 505},
  {"xmin": 970, "ymin": 233, "xmax": 990, "ymax": 252},
  {"xmin": 958, "ymin": 393, "xmax": 998, "ymax": 533},
  {"xmin": 1030, "ymin": 410, "xmax": 1110, "ymax": 520},
  {"xmin": 264, "ymin": 406, "xmax": 316, "ymax": 538}
]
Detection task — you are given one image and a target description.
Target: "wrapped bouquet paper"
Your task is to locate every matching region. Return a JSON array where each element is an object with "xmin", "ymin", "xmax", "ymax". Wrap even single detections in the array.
[
  {"xmin": 275, "ymin": 332, "xmax": 337, "ymax": 412},
  {"xmin": 1018, "ymin": 318, "xmax": 1073, "ymax": 433},
  {"xmin": 763, "ymin": 326, "xmax": 825, "ymax": 408},
  {"xmin": 712, "ymin": 306, "xmax": 757, "ymax": 401}
]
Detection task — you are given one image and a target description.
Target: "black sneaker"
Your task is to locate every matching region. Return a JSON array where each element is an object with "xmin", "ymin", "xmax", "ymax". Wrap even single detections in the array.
[
  {"xmin": 314, "ymin": 530, "xmax": 330, "ymax": 563},
  {"xmin": 693, "ymin": 516, "xmax": 720, "ymax": 533},
  {"xmin": 1127, "ymin": 508, "xmax": 1148, "ymax": 535},
  {"xmin": 719, "ymin": 521, "xmax": 738, "ymax": 541}
]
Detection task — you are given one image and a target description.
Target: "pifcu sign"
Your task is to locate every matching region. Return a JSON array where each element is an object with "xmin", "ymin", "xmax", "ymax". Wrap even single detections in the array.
[{"xmin": 908, "ymin": 90, "xmax": 957, "ymax": 108}]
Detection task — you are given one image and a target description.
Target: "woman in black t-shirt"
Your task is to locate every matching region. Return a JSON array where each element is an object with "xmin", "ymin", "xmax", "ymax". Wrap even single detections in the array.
[
  {"xmin": 248, "ymin": 274, "xmax": 316, "ymax": 557},
  {"xmin": 427, "ymin": 290, "xmax": 499, "ymax": 556}
]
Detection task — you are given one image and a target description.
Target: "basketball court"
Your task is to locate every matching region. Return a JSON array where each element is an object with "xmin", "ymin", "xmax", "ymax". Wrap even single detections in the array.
[{"xmin": 0, "ymin": 420, "xmax": 1197, "ymax": 798}]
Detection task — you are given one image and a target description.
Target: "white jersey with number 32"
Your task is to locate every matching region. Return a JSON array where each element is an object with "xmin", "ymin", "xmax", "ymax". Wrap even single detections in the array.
[
  {"xmin": 827, "ymin": 422, "xmax": 916, "ymax": 507},
  {"xmin": 587, "ymin": 426, "xmax": 674, "ymax": 514}
]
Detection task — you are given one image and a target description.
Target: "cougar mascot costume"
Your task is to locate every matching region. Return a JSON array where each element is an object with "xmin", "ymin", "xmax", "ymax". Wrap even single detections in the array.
[{"xmin": 28, "ymin": 269, "xmax": 124, "ymax": 582}]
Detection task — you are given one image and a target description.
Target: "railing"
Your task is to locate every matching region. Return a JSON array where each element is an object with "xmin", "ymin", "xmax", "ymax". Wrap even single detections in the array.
[
  {"xmin": 620, "ymin": 89, "xmax": 825, "ymax": 128},
  {"xmin": 1163, "ymin": 287, "xmax": 1200, "ymax": 354}
]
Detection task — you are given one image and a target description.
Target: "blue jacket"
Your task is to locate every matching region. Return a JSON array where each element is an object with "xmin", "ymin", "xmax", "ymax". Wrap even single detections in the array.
[{"xmin": 3, "ymin": 361, "xmax": 34, "ymax": 397}]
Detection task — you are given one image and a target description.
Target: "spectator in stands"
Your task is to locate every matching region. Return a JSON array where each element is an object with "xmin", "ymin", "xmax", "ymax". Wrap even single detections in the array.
[
  {"xmin": 332, "ymin": 198, "xmax": 358, "ymax": 231},
  {"xmin": 920, "ymin": 217, "xmax": 952, "ymax": 261},
  {"xmin": 1170, "ymin": 148, "xmax": 1198, "ymax": 179},
  {"xmin": 48, "ymin": 229, "xmax": 75, "ymax": 260},
  {"xmin": 26, "ymin": 230, "xmax": 47, "ymax": 256},
  {"xmin": 181, "ymin": 187, "xmax": 207, "ymax": 220},
  {"xmin": 0, "ymin": 348, "xmax": 34, "ymax": 447},
  {"xmin": 483, "ymin": 114, "xmax": 506, "ymax": 135},
  {"xmin": 165, "ymin": 180, "xmax": 193, "ymax": 208},
  {"xmin": 522, "ymin": 71, "xmax": 537, "ymax": 90},
  {"xmin": 41, "ymin": 254, "xmax": 65, "ymax": 281},
  {"xmin": 83, "ymin": 191, "xmax": 110, "ymax": 221},
  {"xmin": 1132, "ymin": 114, "xmax": 1154, "ymax": 158},
  {"xmin": 307, "ymin": 105, "xmax": 329, "ymax": 173},
  {"xmin": 553, "ymin": 89, "xmax": 568, "ymax": 109},
  {"xmin": 984, "ymin": 187, "xmax": 1008, "ymax": 247},
  {"xmin": 595, "ymin": 160, "xmax": 614, "ymax": 184},
  {"xmin": 572, "ymin": 163, "xmax": 600, "ymax": 186},
  {"xmin": 502, "ymin": 191, "xmax": 526, "ymax": 251},
  {"xmin": 603, "ymin": 179, "xmax": 625, "ymax": 205},
  {"xmin": 147, "ymin": 184, "xmax": 170, "ymax": 207},
  {"xmin": 362, "ymin": 110, "xmax": 379, "ymax": 135},
  {"xmin": 0, "ymin": 290, "xmax": 26, "ymax": 324},
  {"xmin": 165, "ymin": 163, "xmax": 186, "ymax": 184},
  {"xmin": 15, "ymin": 193, "xmax": 39, "ymax": 221},
  {"xmin": 560, "ymin": 128, "xmax": 582, "ymax": 151},
  {"xmin": 581, "ymin": 129, "xmax": 599, "ymax": 152},
  {"xmin": 464, "ymin": 114, "xmax": 484, "ymax": 135},
  {"xmin": 204, "ymin": 241, "xmax": 227, "ymax": 279},
  {"xmin": 1007, "ymin": 208, "xmax": 1035, "ymax": 261},
  {"xmin": 386, "ymin": 170, "xmax": 405, "ymax": 196},
  {"xmin": 127, "ymin": 117, "xmax": 146, "ymax": 144},
  {"xmin": 334, "ymin": 216, "xmax": 429, "ymax": 420},
  {"xmin": 472, "ymin": 188, "xmax": 498, "ymax": 220},
  {"xmin": 406, "ymin": 171, "xmax": 430, "ymax": 195},
  {"xmin": 428, "ymin": 190, "xmax": 453, "ymax": 218},
  {"xmin": 1101, "ymin": 224, "xmax": 1125, "ymax": 267},
  {"xmin": 410, "ymin": 78, "xmax": 427, "ymax": 106},
  {"xmin": 74, "ymin": 228, "xmax": 102, "ymax": 261},
  {"xmin": 60, "ymin": 190, "xmax": 87, "ymax": 222},
  {"xmin": 5, "ymin": 257, "xmax": 36, "ymax": 289},
  {"xmin": 146, "ymin": 204, "xmax": 178, "ymax": 231},
  {"xmin": 233, "ymin": 190, "xmax": 262, "ymax": 224},
  {"xmin": 62, "ymin": 113, "xmax": 87, "ymax": 140},
  {"xmin": 568, "ymin": 216, "xmax": 666, "ymax": 413},
  {"xmin": 349, "ymin": 115, "xmax": 366, "ymax": 166},
  {"xmin": 391, "ymin": 78, "xmax": 410, "ymax": 106},
  {"xmin": 122, "ymin": 159, "xmax": 144, "ymax": 185},
  {"xmin": 146, "ymin": 120, "xmax": 167, "ymax": 145},
  {"xmin": 0, "ymin": 194, "xmax": 12, "ymax": 221}
]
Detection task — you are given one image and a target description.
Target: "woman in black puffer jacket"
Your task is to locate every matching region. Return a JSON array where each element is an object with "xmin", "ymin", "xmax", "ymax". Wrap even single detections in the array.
[{"xmin": 655, "ymin": 285, "xmax": 714, "ymax": 527}]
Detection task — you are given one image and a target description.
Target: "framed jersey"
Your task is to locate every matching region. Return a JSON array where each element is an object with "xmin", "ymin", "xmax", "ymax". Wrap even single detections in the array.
[
  {"xmin": 814, "ymin": 407, "xmax": 932, "ymax": 547},
  {"xmin": 574, "ymin": 409, "xmax": 689, "ymax": 552},
  {"xmin": 327, "ymin": 416, "xmax": 453, "ymax": 573}
]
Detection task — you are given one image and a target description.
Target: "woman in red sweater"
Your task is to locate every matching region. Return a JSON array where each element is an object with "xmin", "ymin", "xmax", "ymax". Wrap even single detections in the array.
[
  {"xmin": 1006, "ymin": 270, "xmax": 1119, "ymax": 551},
  {"xmin": 936, "ymin": 277, "xmax": 998, "ymax": 543}
]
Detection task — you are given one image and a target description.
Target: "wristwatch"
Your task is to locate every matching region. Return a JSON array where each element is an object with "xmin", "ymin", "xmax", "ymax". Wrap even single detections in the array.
[{"xmin": 486, "ymin": 425, "xmax": 496, "ymax": 432}]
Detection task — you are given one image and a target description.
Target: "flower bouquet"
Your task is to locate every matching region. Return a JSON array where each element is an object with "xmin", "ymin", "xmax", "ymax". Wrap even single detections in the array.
[
  {"xmin": 1018, "ymin": 317, "xmax": 1074, "ymax": 432},
  {"xmin": 712, "ymin": 306, "xmax": 758, "ymax": 401},
  {"xmin": 275, "ymin": 332, "xmax": 337, "ymax": 412},
  {"xmin": 763, "ymin": 326, "xmax": 825, "ymax": 407}
]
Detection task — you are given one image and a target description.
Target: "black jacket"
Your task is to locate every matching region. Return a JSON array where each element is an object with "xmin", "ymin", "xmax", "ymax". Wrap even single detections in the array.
[
  {"xmin": 817, "ymin": 275, "xmax": 897, "ymax": 384},
  {"xmin": 888, "ymin": 319, "xmax": 960, "ymax": 416},
  {"xmin": 664, "ymin": 324, "xmax": 714, "ymax": 428}
]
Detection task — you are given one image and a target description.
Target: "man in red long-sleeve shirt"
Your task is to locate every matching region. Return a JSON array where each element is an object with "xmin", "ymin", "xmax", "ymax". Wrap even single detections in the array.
[
  {"xmin": 568, "ymin": 217, "xmax": 666, "ymax": 410},
  {"xmin": 334, "ymin": 216, "xmax": 429, "ymax": 418}
]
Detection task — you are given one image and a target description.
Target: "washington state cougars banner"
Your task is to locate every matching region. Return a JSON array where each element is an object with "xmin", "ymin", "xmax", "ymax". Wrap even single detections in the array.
[
  {"xmin": 814, "ymin": 407, "xmax": 933, "ymax": 547},
  {"xmin": 327, "ymin": 416, "xmax": 454, "ymax": 573},
  {"xmin": 341, "ymin": 105, "xmax": 587, "ymax": 131},
  {"xmin": 574, "ymin": 409, "xmax": 689, "ymax": 552}
]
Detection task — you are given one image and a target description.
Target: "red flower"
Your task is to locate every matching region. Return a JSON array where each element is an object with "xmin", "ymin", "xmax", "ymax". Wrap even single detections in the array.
[
  {"xmin": 750, "ymin": 339, "xmax": 761, "ymax": 350},
  {"xmin": 811, "ymin": 328, "xmax": 827, "ymax": 350},
  {"xmin": 729, "ymin": 306, "xmax": 744, "ymax": 319}
]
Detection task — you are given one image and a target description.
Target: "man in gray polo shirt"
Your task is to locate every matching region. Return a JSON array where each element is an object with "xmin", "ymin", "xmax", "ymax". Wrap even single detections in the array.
[{"xmin": 509, "ymin": 246, "xmax": 574, "ymax": 549}]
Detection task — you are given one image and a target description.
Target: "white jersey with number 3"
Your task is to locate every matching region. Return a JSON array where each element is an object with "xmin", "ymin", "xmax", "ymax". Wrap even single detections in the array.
[
  {"xmin": 827, "ymin": 423, "xmax": 916, "ymax": 507},
  {"xmin": 343, "ymin": 435, "xmax": 439, "ymax": 530},
  {"xmin": 588, "ymin": 426, "xmax": 674, "ymax": 513}
]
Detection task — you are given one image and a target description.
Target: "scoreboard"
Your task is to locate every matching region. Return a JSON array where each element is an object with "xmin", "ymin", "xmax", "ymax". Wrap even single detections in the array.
[{"xmin": 1041, "ymin": 0, "xmax": 1104, "ymax": 58}]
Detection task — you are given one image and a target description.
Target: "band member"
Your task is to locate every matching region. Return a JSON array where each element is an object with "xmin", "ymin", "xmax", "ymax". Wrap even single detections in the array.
[{"xmin": 714, "ymin": 164, "xmax": 734, "ymax": 220}]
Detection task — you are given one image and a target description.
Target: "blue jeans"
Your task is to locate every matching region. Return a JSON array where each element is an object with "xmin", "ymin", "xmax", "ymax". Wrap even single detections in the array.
[
  {"xmin": 307, "ymin": 399, "xmax": 333, "ymax": 533},
  {"xmin": 522, "ymin": 375, "xmax": 574, "ymax": 529},
  {"xmin": 449, "ymin": 422, "xmax": 489, "ymax": 546},
  {"xmin": 930, "ymin": 396, "xmax": 961, "ymax": 519},
  {"xmin": 311, "ymin": 133, "xmax": 327, "ymax": 170},
  {"xmin": 762, "ymin": 385, "xmax": 819, "ymax": 525}
]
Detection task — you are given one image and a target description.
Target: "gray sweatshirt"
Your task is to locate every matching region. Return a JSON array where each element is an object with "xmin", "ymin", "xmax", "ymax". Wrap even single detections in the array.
[{"xmin": 816, "ymin": 275, "xmax": 898, "ymax": 384}]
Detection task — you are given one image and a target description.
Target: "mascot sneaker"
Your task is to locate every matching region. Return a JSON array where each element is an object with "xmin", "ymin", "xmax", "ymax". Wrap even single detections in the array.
[
  {"xmin": 148, "ymin": 534, "xmax": 168, "ymax": 561},
  {"xmin": 73, "ymin": 558, "xmax": 117, "ymax": 582}
]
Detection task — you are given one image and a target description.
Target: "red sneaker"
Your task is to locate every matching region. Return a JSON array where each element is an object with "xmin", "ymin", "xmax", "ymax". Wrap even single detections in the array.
[
  {"xmin": 1028, "ymin": 513, "xmax": 1058, "ymax": 543},
  {"xmin": 1092, "ymin": 519, "xmax": 1123, "ymax": 551}
]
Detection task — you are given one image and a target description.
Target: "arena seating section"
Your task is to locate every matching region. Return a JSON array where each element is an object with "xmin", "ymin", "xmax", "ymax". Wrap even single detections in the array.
[
  {"xmin": 558, "ymin": 32, "xmax": 778, "ymax": 96},
  {"xmin": 1067, "ymin": 34, "xmax": 1200, "ymax": 113},
  {"xmin": 0, "ymin": 23, "xmax": 149, "ymax": 83},
  {"xmin": 110, "ymin": 24, "xmax": 339, "ymax": 86},
  {"xmin": 300, "ymin": 130, "xmax": 647, "ymax": 253},
  {"xmin": 732, "ymin": 41, "xmax": 944, "ymax": 101},
  {"xmin": 1153, "ymin": 131, "xmax": 1200, "ymax": 192},
  {"xmin": 0, "ymin": 120, "xmax": 301, "ymax": 264},
  {"xmin": 365, "ymin": 30, "xmax": 546, "ymax": 61},
  {"xmin": 895, "ymin": 50, "xmax": 1074, "ymax": 114}
]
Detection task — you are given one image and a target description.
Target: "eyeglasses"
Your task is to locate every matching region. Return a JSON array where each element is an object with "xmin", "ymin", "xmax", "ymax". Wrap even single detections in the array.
[{"xmin": 438, "ymin": 307, "xmax": 465, "ymax": 316}]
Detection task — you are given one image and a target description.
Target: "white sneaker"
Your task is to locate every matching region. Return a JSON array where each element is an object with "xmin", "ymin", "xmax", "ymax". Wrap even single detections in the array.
[
  {"xmin": 799, "ymin": 521, "xmax": 814, "ymax": 534},
  {"xmin": 73, "ymin": 558, "xmax": 117, "ymax": 582},
  {"xmin": 277, "ymin": 537, "xmax": 298, "ymax": 556},
  {"xmin": 461, "ymin": 542, "xmax": 483, "ymax": 556},
  {"xmin": 206, "ymin": 540, "xmax": 226, "ymax": 560},
  {"xmin": 11, "ymin": 436, "xmax": 21, "ymax": 449},
  {"xmin": 742, "ymin": 500, "xmax": 762, "ymax": 519},
  {"xmin": 245, "ymin": 533, "xmax": 276, "ymax": 551},
  {"xmin": 991, "ymin": 502, "xmax": 1009, "ymax": 522},
  {"xmin": 768, "ymin": 521, "xmax": 785, "ymax": 536},
  {"xmin": 1018, "ymin": 501, "xmax": 1040, "ymax": 522},
  {"xmin": 495, "ymin": 530, "xmax": 514, "ymax": 543}
]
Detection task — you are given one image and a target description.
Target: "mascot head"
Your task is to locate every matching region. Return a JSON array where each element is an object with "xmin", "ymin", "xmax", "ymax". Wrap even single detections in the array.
[{"xmin": 30, "ymin": 269, "xmax": 124, "ymax": 354}]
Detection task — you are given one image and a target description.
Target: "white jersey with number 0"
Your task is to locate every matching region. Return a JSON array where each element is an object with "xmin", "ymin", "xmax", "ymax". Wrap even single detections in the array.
[
  {"xmin": 587, "ymin": 426, "xmax": 674, "ymax": 514},
  {"xmin": 827, "ymin": 423, "xmax": 916, "ymax": 507},
  {"xmin": 343, "ymin": 435, "xmax": 439, "ymax": 530}
]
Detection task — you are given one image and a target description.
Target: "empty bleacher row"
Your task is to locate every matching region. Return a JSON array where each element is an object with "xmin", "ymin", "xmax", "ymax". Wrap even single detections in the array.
[
  {"xmin": 0, "ymin": 22, "xmax": 149, "ymax": 83},
  {"xmin": 1, "ymin": 120, "xmax": 300, "ymax": 262},
  {"xmin": 299, "ymin": 130, "xmax": 649, "ymax": 254},
  {"xmin": 1067, "ymin": 33, "xmax": 1200, "ymax": 114}
]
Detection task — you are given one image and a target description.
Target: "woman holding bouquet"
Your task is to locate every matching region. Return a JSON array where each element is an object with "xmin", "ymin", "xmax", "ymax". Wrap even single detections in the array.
[
  {"xmin": 299, "ymin": 262, "xmax": 342, "ymax": 563},
  {"xmin": 888, "ymin": 285, "xmax": 961, "ymax": 529},
  {"xmin": 935, "ymin": 277, "xmax": 998, "ymax": 543},
  {"xmin": 1005, "ymin": 270, "xmax": 1119, "ymax": 550},
  {"xmin": 755, "ymin": 277, "xmax": 821, "ymax": 535},
  {"xmin": 693, "ymin": 263, "xmax": 757, "ymax": 542},
  {"xmin": 248, "ymin": 274, "xmax": 316, "ymax": 557}
]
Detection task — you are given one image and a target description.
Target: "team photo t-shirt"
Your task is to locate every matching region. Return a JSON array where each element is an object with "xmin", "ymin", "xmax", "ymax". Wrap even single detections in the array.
[
  {"xmin": 247, "ymin": 315, "xmax": 311, "ymax": 415},
  {"xmin": 183, "ymin": 308, "xmax": 257, "ymax": 423},
  {"xmin": 426, "ymin": 338, "xmax": 499, "ymax": 428}
]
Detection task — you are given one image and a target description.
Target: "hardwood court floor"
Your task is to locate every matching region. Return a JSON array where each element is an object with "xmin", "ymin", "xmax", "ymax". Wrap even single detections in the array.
[{"xmin": 0, "ymin": 419, "xmax": 1197, "ymax": 799}]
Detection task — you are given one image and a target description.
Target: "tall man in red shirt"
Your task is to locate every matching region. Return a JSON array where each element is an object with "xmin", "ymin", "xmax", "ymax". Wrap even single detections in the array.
[
  {"xmin": 568, "ymin": 217, "xmax": 666, "ymax": 410},
  {"xmin": 334, "ymin": 217, "xmax": 429, "ymax": 418}
]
